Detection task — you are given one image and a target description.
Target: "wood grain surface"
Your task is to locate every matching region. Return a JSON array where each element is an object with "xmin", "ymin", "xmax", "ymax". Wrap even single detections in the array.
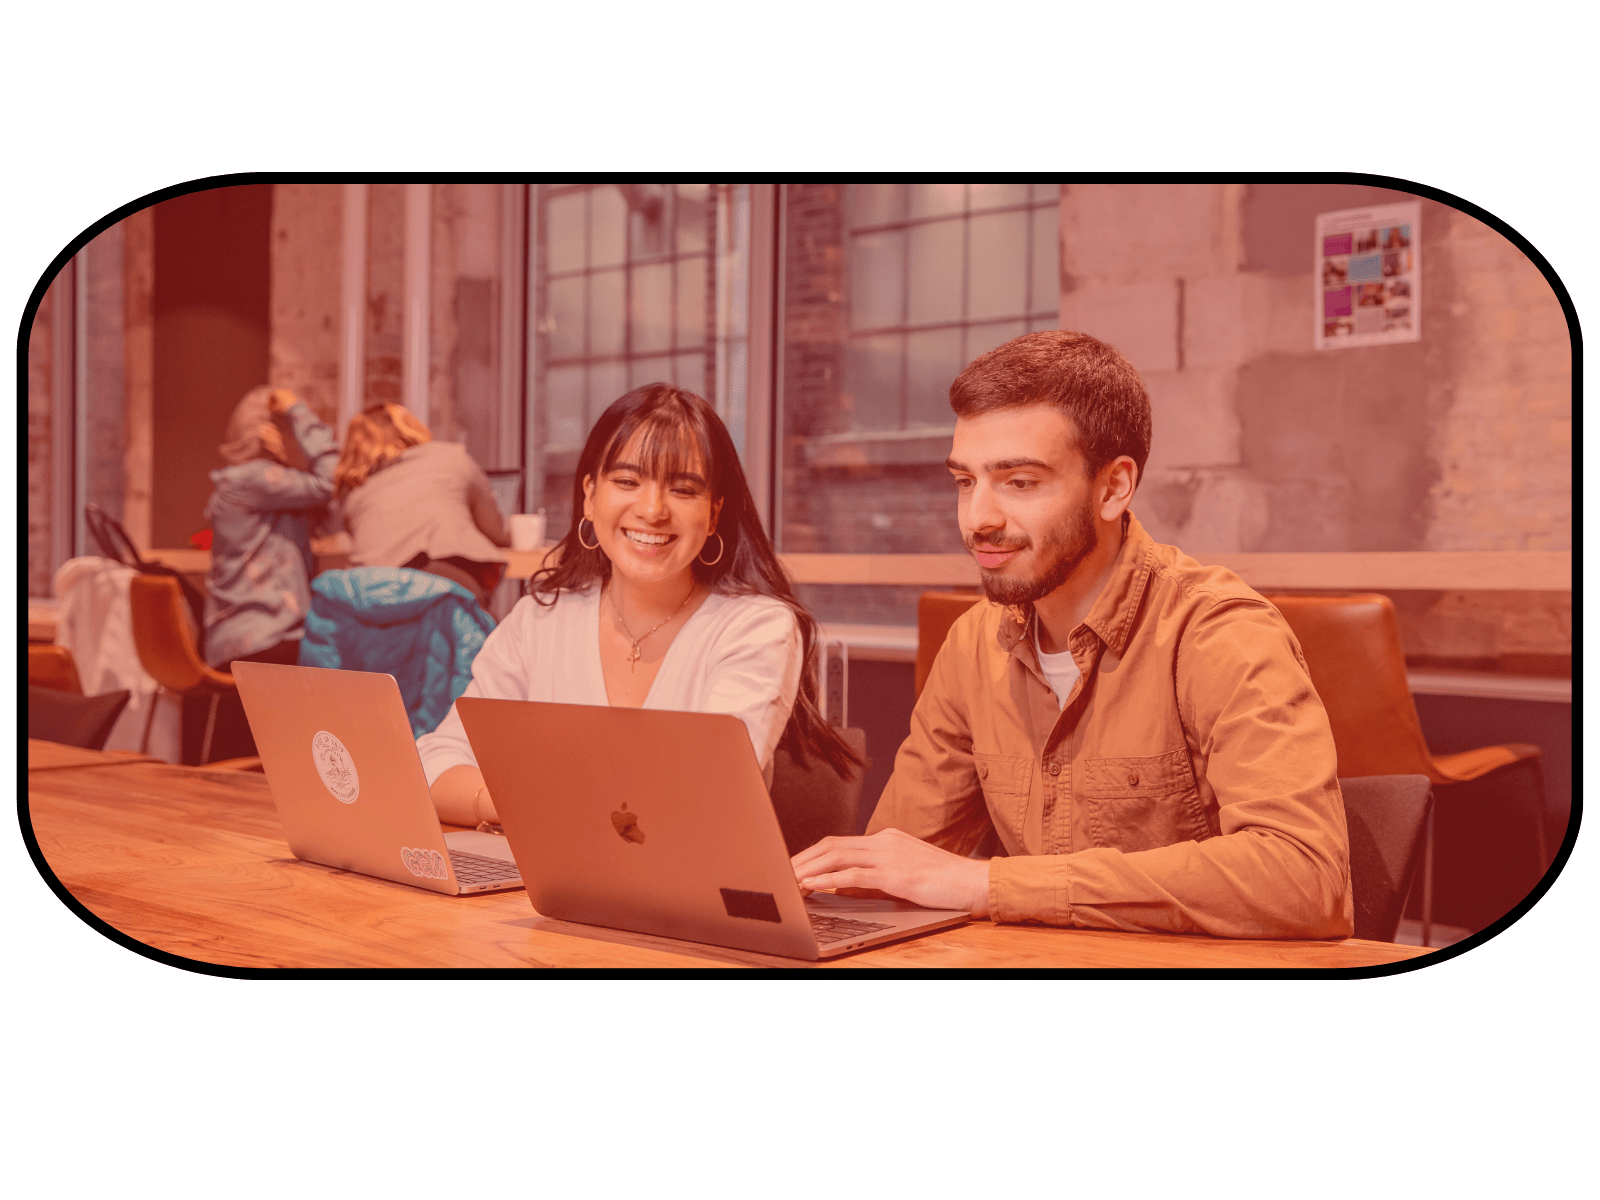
[
  {"xmin": 26, "ymin": 755, "xmax": 1433, "ymax": 972},
  {"xmin": 27, "ymin": 739, "xmax": 159, "ymax": 772}
]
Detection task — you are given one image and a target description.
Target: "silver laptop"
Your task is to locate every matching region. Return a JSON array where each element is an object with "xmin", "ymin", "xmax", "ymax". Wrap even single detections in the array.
[
  {"xmin": 456, "ymin": 698, "xmax": 970, "ymax": 960},
  {"xmin": 233, "ymin": 662, "xmax": 523, "ymax": 895}
]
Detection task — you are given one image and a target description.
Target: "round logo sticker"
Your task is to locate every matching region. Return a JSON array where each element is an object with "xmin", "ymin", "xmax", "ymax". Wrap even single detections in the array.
[{"xmin": 311, "ymin": 730, "xmax": 360, "ymax": 804}]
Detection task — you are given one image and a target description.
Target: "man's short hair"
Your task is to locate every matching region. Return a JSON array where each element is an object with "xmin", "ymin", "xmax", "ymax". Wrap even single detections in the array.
[{"xmin": 949, "ymin": 330, "xmax": 1152, "ymax": 484}]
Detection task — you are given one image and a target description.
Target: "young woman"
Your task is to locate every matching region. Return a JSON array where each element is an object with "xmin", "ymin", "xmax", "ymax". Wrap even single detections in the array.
[
  {"xmin": 204, "ymin": 386, "xmax": 338, "ymax": 668},
  {"xmin": 417, "ymin": 383, "xmax": 860, "ymax": 825},
  {"xmin": 334, "ymin": 403, "xmax": 510, "ymax": 609}
]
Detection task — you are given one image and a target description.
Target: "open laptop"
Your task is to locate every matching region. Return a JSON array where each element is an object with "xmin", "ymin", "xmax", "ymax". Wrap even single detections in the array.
[
  {"xmin": 456, "ymin": 698, "xmax": 970, "ymax": 960},
  {"xmin": 233, "ymin": 662, "xmax": 523, "ymax": 895}
]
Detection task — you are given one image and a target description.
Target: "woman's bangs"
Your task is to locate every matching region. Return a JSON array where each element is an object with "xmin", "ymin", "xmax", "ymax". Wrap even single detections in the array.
[{"xmin": 600, "ymin": 410, "xmax": 713, "ymax": 488}]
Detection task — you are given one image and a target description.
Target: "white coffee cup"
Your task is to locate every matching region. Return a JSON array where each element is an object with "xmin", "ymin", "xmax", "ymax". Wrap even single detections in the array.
[{"xmin": 509, "ymin": 513, "xmax": 545, "ymax": 552}]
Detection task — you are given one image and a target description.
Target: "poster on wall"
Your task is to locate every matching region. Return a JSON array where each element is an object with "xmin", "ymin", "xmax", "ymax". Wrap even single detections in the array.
[{"xmin": 1315, "ymin": 200, "xmax": 1421, "ymax": 350}]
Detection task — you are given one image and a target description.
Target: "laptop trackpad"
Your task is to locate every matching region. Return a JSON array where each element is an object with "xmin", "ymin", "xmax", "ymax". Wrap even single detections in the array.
[{"xmin": 444, "ymin": 830, "xmax": 518, "ymax": 862}]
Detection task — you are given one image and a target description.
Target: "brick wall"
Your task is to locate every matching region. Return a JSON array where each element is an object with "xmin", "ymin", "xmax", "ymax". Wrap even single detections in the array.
[{"xmin": 269, "ymin": 185, "xmax": 341, "ymax": 425}]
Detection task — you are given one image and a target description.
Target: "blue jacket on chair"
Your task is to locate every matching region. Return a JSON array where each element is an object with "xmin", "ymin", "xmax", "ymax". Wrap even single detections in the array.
[{"xmin": 299, "ymin": 568, "xmax": 496, "ymax": 738}]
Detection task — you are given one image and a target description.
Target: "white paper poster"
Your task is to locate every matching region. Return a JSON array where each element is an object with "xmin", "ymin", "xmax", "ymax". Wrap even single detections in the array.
[{"xmin": 1315, "ymin": 200, "xmax": 1421, "ymax": 350}]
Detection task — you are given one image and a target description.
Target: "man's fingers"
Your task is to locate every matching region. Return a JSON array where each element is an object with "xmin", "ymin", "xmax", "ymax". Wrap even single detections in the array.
[
  {"xmin": 797, "ymin": 866, "xmax": 876, "ymax": 892},
  {"xmin": 791, "ymin": 835, "xmax": 876, "ymax": 877}
]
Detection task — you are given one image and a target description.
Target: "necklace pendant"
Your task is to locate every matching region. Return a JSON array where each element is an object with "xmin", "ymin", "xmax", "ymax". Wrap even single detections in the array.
[{"xmin": 627, "ymin": 643, "xmax": 641, "ymax": 669}]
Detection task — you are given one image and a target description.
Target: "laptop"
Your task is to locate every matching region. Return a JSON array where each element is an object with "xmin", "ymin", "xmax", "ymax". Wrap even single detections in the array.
[
  {"xmin": 233, "ymin": 662, "xmax": 523, "ymax": 895},
  {"xmin": 456, "ymin": 698, "xmax": 970, "ymax": 960}
]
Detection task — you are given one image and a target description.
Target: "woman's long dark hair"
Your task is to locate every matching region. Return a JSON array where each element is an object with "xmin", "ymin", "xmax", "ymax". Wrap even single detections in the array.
[{"xmin": 531, "ymin": 384, "xmax": 863, "ymax": 780}]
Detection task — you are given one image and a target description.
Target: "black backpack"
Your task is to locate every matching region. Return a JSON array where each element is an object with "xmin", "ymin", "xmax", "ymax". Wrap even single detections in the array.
[{"xmin": 84, "ymin": 504, "xmax": 210, "ymax": 661}]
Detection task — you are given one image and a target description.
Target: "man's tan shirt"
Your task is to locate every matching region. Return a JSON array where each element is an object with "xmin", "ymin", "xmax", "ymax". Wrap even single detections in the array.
[{"xmin": 869, "ymin": 513, "xmax": 1355, "ymax": 938}]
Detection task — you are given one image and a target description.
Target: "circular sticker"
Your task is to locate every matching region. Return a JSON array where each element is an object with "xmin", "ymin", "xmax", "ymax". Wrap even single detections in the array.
[{"xmin": 311, "ymin": 730, "xmax": 360, "ymax": 804}]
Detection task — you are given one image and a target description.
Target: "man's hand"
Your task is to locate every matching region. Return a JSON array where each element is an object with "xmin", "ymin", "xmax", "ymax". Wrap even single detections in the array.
[
  {"xmin": 791, "ymin": 828, "xmax": 991, "ymax": 917},
  {"xmin": 267, "ymin": 388, "xmax": 298, "ymax": 415}
]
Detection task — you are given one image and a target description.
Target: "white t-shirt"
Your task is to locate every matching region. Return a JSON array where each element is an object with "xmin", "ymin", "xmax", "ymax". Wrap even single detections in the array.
[
  {"xmin": 416, "ymin": 585, "xmax": 803, "ymax": 786},
  {"xmin": 1034, "ymin": 619, "xmax": 1083, "ymax": 709}
]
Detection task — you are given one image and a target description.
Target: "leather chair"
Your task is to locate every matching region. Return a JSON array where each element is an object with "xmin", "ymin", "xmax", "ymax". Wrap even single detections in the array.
[
  {"xmin": 915, "ymin": 591, "xmax": 983, "ymax": 697},
  {"xmin": 1338, "ymin": 775, "xmax": 1433, "ymax": 943},
  {"xmin": 1264, "ymin": 592, "xmax": 1547, "ymax": 946},
  {"xmin": 127, "ymin": 574, "xmax": 237, "ymax": 765},
  {"xmin": 28, "ymin": 643, "xmax": 133, "ymax": 751},
  {"xmin": 28, "ymin": 644, "xmax": 84, "ymax": 694}
]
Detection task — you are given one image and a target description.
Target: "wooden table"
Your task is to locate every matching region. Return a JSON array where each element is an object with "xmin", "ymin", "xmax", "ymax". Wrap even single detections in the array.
[
  {"xmin": 27, "ymin": 739, "xmax": 159, "ymax": 773},
  {"xmin": 26, "ymin": 753, "xmax": 1432, "ymax": 973}
]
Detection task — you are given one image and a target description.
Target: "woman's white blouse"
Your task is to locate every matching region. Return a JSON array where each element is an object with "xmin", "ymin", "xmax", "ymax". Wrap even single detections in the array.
[{"xmin": 416, "ymin": 586, "xmax": 803, "ymax": 786}]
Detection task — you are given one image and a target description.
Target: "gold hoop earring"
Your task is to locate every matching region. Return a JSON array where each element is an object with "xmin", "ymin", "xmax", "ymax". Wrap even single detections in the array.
[
  {"xmin": 578, "ymin": 518, "xmax": 600, "ymax": 550},
  {"xmin": 698, "ymin": 532, "xmax": 724, "ymax": 566}
]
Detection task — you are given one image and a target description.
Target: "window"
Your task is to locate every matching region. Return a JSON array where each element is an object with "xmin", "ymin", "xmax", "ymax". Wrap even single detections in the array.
[
  {"xmin": 532, "ymin": 183, "xmax": 719, "ymax": 532},
  {"xmin": 776, "ymin": 183, "xmax": 1060, "ymax": 621}
]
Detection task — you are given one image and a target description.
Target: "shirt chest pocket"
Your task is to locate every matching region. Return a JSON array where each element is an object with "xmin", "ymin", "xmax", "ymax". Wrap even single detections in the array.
[
  {"xmin": 972, "ymin": 752, "xmax": 1034, "ymax": 826},
  {"xmin": 1080, "ymin": 747, "xmax": 1207, "ymax": 852}
]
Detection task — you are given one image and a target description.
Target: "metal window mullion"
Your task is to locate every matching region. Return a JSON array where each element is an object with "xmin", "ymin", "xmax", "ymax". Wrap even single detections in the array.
[
  {"xmin": 73, "ymin": 249, "xmax": 90, "ymax": 556},
  {"xmin": 1023, "ymin": 190, "xmax": 1036, "ymax": 336},
  {"xmin": 667, "ymin": 188, "xmax": 679, "ymax": 376},
  {"xmin": 526, "ymin": 184, "xmax": 547, "ymax": 516},
  {"xmin": 50, "ymin": 258, "xmax": 76, "ymax": 570},
  {"xmin": 583, "ymin": 187, "xmax": 595, "ymax": 430},
  {"xmin": 959, "ymin": 189, "xmax": 972, "ymax": 370},
  {"xmin": 767, "ymin": 184, "xmax": 787, "ymax": 544},
  {"xmin": 897, "ymin": 183, "xmax": 910, "ymax": 431}
]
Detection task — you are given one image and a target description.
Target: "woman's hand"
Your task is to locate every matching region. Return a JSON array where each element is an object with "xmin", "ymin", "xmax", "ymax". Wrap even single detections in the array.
[
  {"xmin": 430, "ymin": 764, "xmax": 499, "ymax": 826},
  {"xmin": 267, "ymin": 388, "xmax": 299, "ymax": 415}
]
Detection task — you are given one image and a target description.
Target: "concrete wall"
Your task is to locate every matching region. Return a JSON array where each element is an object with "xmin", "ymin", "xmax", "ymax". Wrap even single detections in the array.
[
  {"xmin": 26, "ymin": 277, "xmax": 58, "ymax": 596},
  {"xmin": 1059, "ymin": 182, "xmax": 1571, "ymax": 672},
  {"xmin": 268, "ymin": 185, "xmax": 342, "ymax": 426}
]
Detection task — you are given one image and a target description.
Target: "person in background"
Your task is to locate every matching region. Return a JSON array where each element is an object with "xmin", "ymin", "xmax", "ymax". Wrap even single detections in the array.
[
  {"xmin": 334, "ymin": 403, "xmax": 511, "ymax": 610},
  {"xmin": 204, "ymin": 386, "xmax": 338, "ymax": 669},
  {"xmin": 417, "ymin": 383, "xmax": 861, "ymax": 827}
]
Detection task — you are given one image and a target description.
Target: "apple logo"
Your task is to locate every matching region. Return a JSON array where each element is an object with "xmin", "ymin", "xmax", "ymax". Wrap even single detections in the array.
[{"xmin": 610, "ymin": 803, "xmax": 646, "ymax": 844}]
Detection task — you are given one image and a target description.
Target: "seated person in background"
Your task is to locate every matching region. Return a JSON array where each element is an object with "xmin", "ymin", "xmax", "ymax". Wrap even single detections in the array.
[
  {"xmin": 334, "ymin": 403, "xmax": 511, "ymax": 609},
  {"xmin": 418, "ymin": 384, "xmax": 861, "ymax": 827},
  {"xmin": 792, "ymin": 331, "xmax": 1353, "ymax": 939},
  {"xmin": 204, "ymin": 386, "xmax": 338, "ymax": 669}
]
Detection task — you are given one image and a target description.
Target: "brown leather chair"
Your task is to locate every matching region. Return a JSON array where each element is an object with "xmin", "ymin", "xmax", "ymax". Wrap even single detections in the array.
[
  {"xmin": 28, "ymin": 644, "xmax": 84, "ymax": 694},
  {"xmin": 1264, "ymin": 592, "xmax": 1547, "ymax": 945},
  {"xmin": 915, "ymin": 591, "xmax": 983, "ymax": 697},
  {"xmin": 128, "ymin": 574, "xmax": 237, "ymax": 765}
]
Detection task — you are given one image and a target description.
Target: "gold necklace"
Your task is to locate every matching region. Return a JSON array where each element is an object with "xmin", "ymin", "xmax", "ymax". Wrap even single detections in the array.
[{"xmin": 608, "ymin": 583, "xmax": 696, "ymax": 670}]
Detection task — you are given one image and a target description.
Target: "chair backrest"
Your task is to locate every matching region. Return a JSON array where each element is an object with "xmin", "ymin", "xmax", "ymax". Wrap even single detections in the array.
[
  {"xmin": 768, "ymin": 727, "xmax": 869, "ymax": 855},
  {"xmin": 1263, "ymin": 593, "xmax": 1439, "ymax": 780},
  {"xmin": 28, "ymin": 644, "xmax": 84, "ymax": 694},
  {"xmin": 916, "ymin": 591, "xmax": 983, "ymax": 698},
  {"xmin": 128, "ymin": 574, "xmax": 233, "ymax": 694},
  {"xmin": 1338, "ymin": 774, "xmax": 1432, "ymax": 943},
  {"xmin": 28, "ymin": 684, "xmax": 132, "ymax": 750}
]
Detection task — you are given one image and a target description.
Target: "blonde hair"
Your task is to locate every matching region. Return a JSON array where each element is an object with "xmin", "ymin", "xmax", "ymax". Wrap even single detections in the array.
[{"xmin": 335, "ymin": 403, "xmax": 433, "ymax": 495}]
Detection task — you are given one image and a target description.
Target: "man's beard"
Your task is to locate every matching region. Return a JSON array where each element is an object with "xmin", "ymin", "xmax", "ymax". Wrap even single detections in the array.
[{"xmin": 970, "ymin": 498, "xmax": 1098, "ymax": 607}]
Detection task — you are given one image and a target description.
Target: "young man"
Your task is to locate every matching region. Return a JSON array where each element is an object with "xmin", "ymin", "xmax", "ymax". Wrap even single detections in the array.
[{"xmin": 791, "ymin": 331, "xmax": 1353, "ymax": 938}]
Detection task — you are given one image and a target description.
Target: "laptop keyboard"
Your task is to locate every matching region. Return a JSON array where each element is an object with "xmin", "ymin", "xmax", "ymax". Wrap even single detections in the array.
[
  {"xmin": 808, "ymin": 914, "xmax": 894, "ymax": 944},
  {"xmin": 447, "ymin": 849, "xmax": 521, "ymax": 885}
]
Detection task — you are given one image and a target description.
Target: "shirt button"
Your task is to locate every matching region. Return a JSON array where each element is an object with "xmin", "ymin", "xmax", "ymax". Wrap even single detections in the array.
[
  {"xmin": 1128, "ymin": 772, "xmax": 1140, "ymax": 787},
  {"xmin": 978, "ymin": 764, "xmax": 989, "ymax": 779},
  {"xmin": 1049, "ymin": 763, "xmax": 1061, "ymax": 776}
]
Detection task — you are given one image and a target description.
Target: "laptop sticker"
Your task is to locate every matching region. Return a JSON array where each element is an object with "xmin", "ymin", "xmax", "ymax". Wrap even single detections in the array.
[
  {"xmin": 401, "ymin": 847, "xmax": 449, "ymax": 880},
  {"xmin": 311, "ymin": 730, "xmax": 360, "ymax": 804}
]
